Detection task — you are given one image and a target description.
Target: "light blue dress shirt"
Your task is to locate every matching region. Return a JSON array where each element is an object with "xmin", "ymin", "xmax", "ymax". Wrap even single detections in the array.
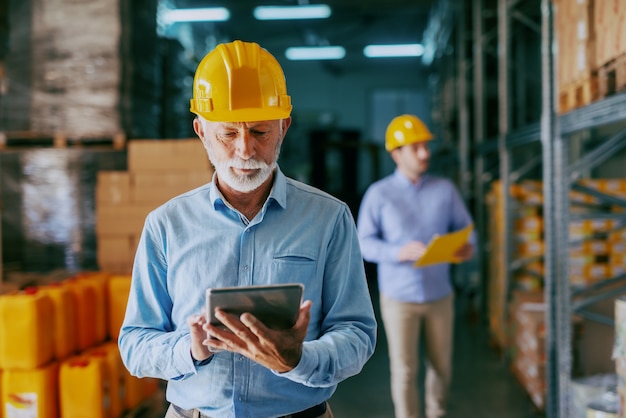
[
  {"xmin": 357, "ymin": 170, "xmax": 475, "ymax": 304},
  {"xmin": 118, "ymin": 168, "xmax": 377, "ymax": 418}
]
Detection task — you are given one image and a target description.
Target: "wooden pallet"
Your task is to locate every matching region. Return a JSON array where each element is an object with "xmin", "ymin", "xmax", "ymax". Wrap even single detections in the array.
[
  {"xmin": 598, "ymin": 53, "xmax": 626, "ymax": 99},
  {"xmin": 558, "ymin": 74, "xmax": 599, "ymax": 114},
  {"xmin": 0, "ymin": 131, "xmax": 127, "ymax": 150}
]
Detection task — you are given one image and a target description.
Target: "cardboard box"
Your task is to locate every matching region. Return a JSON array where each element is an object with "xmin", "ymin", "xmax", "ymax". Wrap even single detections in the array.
[
  {"xmin": 576, "ymin": 287, "xmax": 625, "ymax": 376},
  {"xmin": 127, "ymin": 139, "xmax": 211, "ymax": 172},
  {"xmin": 594, "ymin": 0, "xmax": 624, "ymax": 65},
  {"xmin": 96, "ymin": 204, "xmax": 154, "ymax": 236},
  {"xmin": 555, "ymin": 0, "xmax": 596, "ymax": 85},
  {"xmin": 97, "ymin": 235, "xmax": 136, "ymax": 267},
  {"xmin": 132, "ymin": 170, "xmax": 212, "ymax": 189},
  {"xmin": 515, "ymin": 216, "xmax": 543, "ymax": 232},
  {"xmin": 131, "ymin": 170, "xmax": 212, "ymax": 203},
  {"xmin": 96, "ymin": 171, "xmax": 131, "ymax": 206}
]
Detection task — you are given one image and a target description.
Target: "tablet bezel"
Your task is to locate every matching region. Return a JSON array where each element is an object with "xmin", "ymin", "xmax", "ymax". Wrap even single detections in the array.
[{"xmin": 205, "ymin": 283, "xmax": 304, "ymax": 330}]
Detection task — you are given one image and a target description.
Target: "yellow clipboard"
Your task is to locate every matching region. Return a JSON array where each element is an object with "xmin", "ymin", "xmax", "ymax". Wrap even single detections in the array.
[{"xmin": 414, "ymin": 224, "xmax": 473, "ymax": 268}]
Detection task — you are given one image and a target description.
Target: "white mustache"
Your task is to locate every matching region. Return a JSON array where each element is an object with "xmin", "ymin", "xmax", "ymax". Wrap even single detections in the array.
[{"xmin": 229, "ymin": 160, "xmax": 267, "ymax": 170}]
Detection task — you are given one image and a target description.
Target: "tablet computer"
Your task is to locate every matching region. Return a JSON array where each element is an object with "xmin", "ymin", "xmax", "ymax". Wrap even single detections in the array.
[{"xmin": 205, "ymin": 283, "xmax": 304, "ymax": 330}]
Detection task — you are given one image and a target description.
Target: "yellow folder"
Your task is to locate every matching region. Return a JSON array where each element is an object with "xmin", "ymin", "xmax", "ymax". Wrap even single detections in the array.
[{"xmin": 414, "ymin": 224, "xmax": 474, "ymax": 268}]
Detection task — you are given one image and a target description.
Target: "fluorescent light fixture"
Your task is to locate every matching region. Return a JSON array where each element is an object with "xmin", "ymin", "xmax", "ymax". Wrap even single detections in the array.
[
  {"xmin": 254, "ymin": 5, "xmax": 331, "ymax": 20},
  {"xmin": 161, "ymin": 7, "xmax": 230, "ymax": 24},
  {"xmin": 363, "ymin": 44, "xmax": 425, "ymax": 58},
  {"xmin": 285, "ymin": 46, "xmax": 345, "ymax": 61}
]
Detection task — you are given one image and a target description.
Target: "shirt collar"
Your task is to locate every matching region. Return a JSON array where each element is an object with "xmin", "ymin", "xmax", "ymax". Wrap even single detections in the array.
[
  {"xmin": 208, "ymin": 166, "xmax": 287, "ymax": 210},
  {"xmin": 393, "ymin": 168, "xmax": 428, "ymax": 188}
]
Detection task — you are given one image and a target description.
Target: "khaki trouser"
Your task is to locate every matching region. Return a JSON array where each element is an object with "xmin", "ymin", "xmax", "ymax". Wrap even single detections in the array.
[
  {"xmin": 380, "ymin": 293, "xmax": 454, "ymax": 418},
  {"xmin": 164, "ymin": 401, "xmax": 334, "ymax": 418}
]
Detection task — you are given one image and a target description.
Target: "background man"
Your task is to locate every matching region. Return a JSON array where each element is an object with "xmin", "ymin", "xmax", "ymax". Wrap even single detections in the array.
[{"xmin": 357, "ymin": 114, "xmax": 474, "ymax": 418}]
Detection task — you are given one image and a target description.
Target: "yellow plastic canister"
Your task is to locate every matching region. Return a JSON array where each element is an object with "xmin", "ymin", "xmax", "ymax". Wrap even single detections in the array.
[
  {"xmin": 120, "ymin": 367, "xmax": 144, "ymax": 411},
  {"xmin": 85, "ymin": 343, "xmax": 123, "ymax": 418},
  {"xmin": 64, "ymin": 278, "xmax": 97, "ymax": 351},
  {"xmin": 107, "ymin": 275, "xmax": 131, "ymax": 340},
  {"xmin": 75, "ymin": 272, "xmax": 111, "ymax": 345},
  {"xmin": 1, "ymin": 362, "xmax": 58, "ymax": 418},
  {"xmin": 40, "ymin": 282, "xmax": 77, "ymax": 360},
  {"xmin": 59, "ymin": 355, "xmax": 110, "ymax": 418},
  {"xmin": 0, "ymin": 288, "xmax": 55, "ymax": 370}
]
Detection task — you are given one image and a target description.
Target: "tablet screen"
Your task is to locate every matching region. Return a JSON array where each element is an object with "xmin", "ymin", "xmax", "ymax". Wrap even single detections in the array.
[{"xmin": 205, "ymin": 283, "xmax": 304, "ymax": 330}]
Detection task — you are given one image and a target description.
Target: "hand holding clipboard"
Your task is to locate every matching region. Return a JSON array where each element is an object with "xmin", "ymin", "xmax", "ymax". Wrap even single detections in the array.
[{"xmin": 414, "ymin": 224, "xmax": 474, "ymax": 268}]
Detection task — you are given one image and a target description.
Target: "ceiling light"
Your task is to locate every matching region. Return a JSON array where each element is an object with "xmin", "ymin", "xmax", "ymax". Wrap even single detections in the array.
[
  {"xmin": 161, "ymin": 7, "xmax": 230, "ymax": 24},
  {"xmin": 285, "ymin": 46, "xmax": 345, "ymax": 61},
  {"xmin": 363, "ymin": 44, "xmax": 425, "ymax": 58},
  {"xmin": 254, "ymin": 5, "xmax": 331, "ymax": 20}
]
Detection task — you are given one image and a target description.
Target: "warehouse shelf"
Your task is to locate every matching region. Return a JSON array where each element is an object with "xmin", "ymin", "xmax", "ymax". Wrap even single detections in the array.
[
  {"xmin": 476, "ymin": 92, "xmax": 626, "ymax": 152},
  {"xmin": 560, "ymin": 92, "xmax": 626, "ymax": 136},
  {"xmin": 444, "ymin": 0, "xmax": 626, "ymax": 416},
  {"xmin": 510, "ymin": 1, "xmax": 626, "ymax": 417},
  {"xmin": 507, "ymin": 122, "xmax": 541, "ymax": 147}
]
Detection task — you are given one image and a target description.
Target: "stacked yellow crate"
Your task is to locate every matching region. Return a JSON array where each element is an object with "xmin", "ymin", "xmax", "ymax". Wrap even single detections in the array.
[
  {"xmin": 571, "ymin": 179, "xmax": 626, "ymax": 287},
  {"xmin": 96, "ymin": 139, "xmax": 213, "ymax": 273},
  {"xmin": 486, "ymin": 180, "xmax": 544, "ymax": 350},
  {"xmin": 513, "ymin": 183, "xmax": 545, "ymax": 293},
  {"xmin": 487, "ymin": 177, "xmax": 626, "ymax": 410}
]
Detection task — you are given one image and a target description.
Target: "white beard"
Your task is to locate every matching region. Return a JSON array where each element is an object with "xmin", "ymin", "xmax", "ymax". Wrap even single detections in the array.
[
  {"xmin": 207, "ymin": 146, "xmax": 278, "ymax": 193},
  {"xmin": 200, "ymin": 118, "xmax": 283, "ymax": 193}
]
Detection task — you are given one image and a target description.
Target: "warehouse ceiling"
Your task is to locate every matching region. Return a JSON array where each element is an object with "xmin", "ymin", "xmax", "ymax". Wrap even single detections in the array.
[{"xmin": 163, "ymin": 0, "xmax": 448, "ymax": 71}]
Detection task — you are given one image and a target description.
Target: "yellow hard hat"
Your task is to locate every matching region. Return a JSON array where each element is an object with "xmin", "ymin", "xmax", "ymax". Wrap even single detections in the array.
[
  {"xmin": 385, "ymin": 114, "xmax": 433, "ymax": 151},
  {"xmin": 190, "ymin": 40, "xmax": 292, "ymax": 122}
]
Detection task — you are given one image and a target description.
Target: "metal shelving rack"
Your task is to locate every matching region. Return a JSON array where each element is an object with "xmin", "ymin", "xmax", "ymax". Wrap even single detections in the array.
[{"xmin": 464, "ymin": 0, "xmax": 626, "ymax": 416}]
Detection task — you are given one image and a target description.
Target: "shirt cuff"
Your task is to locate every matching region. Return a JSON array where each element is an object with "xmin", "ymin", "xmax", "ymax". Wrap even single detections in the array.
[
  {"xmin": 272, "ymin": 343, "xmax": 315, "ymax": 384},
  {"xmin": 193, "ymin": 355, "xmax": 214, "ymax": 368}
]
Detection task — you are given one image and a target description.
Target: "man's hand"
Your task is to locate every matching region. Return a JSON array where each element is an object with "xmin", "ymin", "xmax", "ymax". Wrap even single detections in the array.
[
  {"xmin": 203, "ymin": 300, "xmax": 312, "ymax": 373},
  {"xmin": 453, "ymin": 242, "xmax": 474, "ymax": 262},
  {"xmin": 398, "ymin": 241, "xmax": 427, "ymax": 262},
  {"xmin": 187, "ymin": 311, "xmax": 213, "ymax": 363}
]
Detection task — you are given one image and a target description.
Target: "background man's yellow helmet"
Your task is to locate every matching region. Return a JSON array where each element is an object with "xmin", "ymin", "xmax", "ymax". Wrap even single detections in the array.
[
  {"xmin": 385, "ymin": 114, "xmax": 433, "ymax": 151},
  {"xmin": 190, "ymin": 40, "xmax": 292, "ymax": 122}
]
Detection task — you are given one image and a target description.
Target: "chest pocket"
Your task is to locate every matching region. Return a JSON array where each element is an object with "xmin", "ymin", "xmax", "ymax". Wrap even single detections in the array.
[{"xmin": 271, "ymin": 255, "xmax": 317, "ymax": 285}]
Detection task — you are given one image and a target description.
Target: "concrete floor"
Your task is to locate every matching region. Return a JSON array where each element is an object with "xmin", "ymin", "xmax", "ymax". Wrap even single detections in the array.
[{"xmin": 329, "ymin": 282, "xmax": 544, "ymax": 418}]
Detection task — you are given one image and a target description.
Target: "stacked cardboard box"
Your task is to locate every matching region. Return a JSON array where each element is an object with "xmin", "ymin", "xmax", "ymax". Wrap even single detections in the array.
[
  {"xmin": 509, "ymin": 290, "xmax": 546, "ymax": 410},
  {"xmin": 487, "ymin": 179, "xmax": 626, "ymax": 298},
  {"xmin": 555, "ymin": 0, "xmax": 626, "ymax": 112},
  {"xmin": 96, "ymin": 139, "xmax": 213, "ymax": 273},
  {"xmin": 509, "ymin": 288, "xmax": 622, "ymax": 414},
  {"xmin": 595, "ymin": 0, "xmax": 626, "ymax": 69},
  {"xmin": 571, "ymin": 179, "xmax": 626, "ymax": 287},
  {"xmin": 5, "ymin": 0, "xmax": 123, "ymax": 136},
  {"xmin": 486, "ymin": 180, "xmax": 544, "ymax": 349},
  {"xmin": 487, "ymin": 178, "xmax": 626, "ymax": 410},
  {"xmin": 554, "ymin": 0, "xmax": 598, "ymax": 112}
]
